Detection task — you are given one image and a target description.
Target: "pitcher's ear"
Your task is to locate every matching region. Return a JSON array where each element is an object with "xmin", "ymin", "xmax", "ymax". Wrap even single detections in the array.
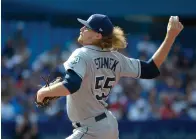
[{"xmin": 95, "ymin": 33, "xmax": 102, "ymax": 40}]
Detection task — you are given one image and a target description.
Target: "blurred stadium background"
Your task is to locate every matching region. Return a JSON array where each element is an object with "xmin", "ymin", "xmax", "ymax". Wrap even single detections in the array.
[{"xmin": 1, "ymin": 0, "xmax": 196, "ymax": 139}]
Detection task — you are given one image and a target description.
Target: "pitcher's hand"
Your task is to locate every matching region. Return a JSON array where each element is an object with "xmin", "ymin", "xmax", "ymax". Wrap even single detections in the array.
[{"xmin": 167, "ymin": 16, "xmax": 184, "ymax": 39}]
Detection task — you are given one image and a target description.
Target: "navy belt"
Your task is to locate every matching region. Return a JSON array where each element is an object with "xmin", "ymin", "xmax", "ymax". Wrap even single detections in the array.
[{"xmin": 73, "ymin": 112, "xmax": 107, "ymax": 128}]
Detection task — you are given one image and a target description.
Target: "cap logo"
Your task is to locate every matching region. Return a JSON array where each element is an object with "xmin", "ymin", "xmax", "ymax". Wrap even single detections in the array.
[{"xmin": 99, "ymin": 28, "xmax": 103, "ymax": 32}]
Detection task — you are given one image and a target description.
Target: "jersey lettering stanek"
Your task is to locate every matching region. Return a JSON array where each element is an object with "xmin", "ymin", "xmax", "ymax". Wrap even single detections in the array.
[{"xmin": 94, "ymin": 57, "xmax": 119, "ymax": 72}]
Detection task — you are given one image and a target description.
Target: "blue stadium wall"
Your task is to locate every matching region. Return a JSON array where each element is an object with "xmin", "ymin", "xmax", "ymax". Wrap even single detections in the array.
[
  {"xmin": 2, "ymin": 0, "xmax": 196, "ymax": 16},
  {"xmin": 2, "ymin": 120, "xmax": 196, "ymax": 139}
]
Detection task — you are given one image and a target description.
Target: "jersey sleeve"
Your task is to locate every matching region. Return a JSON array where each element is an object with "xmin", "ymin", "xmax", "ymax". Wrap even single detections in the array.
[
  {"xmin": 63, "ymin": 49, "xmax": 87, "ymax": 78},
  {"xmin": 119, "ymin": 54, "xmax": 141, "ymax": 78}
]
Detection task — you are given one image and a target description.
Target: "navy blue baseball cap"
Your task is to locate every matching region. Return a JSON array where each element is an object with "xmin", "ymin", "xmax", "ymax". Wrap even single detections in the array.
[{"xmin": 77, "ymin": 14, "xmax": 114, "ymax": 37}]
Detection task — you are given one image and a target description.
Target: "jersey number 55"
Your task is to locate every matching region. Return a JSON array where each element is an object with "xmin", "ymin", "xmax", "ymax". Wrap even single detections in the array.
[{"xmin": 94, "ymin": 76, "xmax": 115, "ymax": 101}]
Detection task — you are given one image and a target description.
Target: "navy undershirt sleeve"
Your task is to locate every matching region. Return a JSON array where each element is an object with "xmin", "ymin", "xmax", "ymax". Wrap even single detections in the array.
[
  {"xmin": 140, "ymin": 59, "xmax": 160, "ymax": 79},
  {"xmin": 62, "ymin": 69, "xmax": 82, "ymax": 94},
  {"xmin": 55, "ymin": 64, "xmax": 82, "ymax": 94}
]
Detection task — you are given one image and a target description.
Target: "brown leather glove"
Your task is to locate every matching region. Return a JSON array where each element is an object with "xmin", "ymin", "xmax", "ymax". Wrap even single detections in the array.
[{"xmin": 35, "ymin": 76, "xmax": 63, "ymax": 108}]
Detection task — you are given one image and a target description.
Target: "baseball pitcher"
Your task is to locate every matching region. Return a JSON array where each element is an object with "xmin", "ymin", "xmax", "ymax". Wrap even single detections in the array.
[{"xmin": 36, "ymin": 14, "xmax": 183, "ymax": 139}]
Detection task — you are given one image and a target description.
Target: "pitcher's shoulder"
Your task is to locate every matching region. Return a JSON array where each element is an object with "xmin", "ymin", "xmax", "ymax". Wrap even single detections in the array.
[
  {"xmin": 111, "ymin": 51, "xmax": 125, "ymax": 59},
  {"xmin": 68, "ymin": 48, "xmax": 90, "ymax": 63},
  {"xmin": 71, "ymin": 47, "xmax": 88, "ymax": 56}
]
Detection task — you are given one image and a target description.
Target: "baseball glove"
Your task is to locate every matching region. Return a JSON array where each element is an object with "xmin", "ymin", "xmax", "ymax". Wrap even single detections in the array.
[{"xmin": 35, "ymin": 76, "xmax": 63, "ymax": 108}]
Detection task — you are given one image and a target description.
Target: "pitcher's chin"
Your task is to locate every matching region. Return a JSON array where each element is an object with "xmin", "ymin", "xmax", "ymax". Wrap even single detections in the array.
[{"xmin": 77, "ymin": 36, "xmax": 83, "ymax": 45}]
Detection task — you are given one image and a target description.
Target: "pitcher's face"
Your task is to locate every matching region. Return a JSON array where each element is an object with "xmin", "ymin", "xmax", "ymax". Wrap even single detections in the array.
[{"xmin": 78, "ymin": 26, "xmax": 102, "ymax": 46}]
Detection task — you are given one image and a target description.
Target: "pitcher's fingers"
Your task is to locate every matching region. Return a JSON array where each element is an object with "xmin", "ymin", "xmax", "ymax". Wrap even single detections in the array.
[
  {"xmin": 175, "ymin": 16, "xmax": 179, "ymax": 21},
  {"xmin": 169, "ymin": 16, "xmax": 173, "ymax": 22},
  {"xmin": 179, "ymin": 22, "xmax": 184, "ymax": 30},
  {"xmin": 169, "ymin": 16, "xmax": 174, "ymax": 28},
  {"xmin": 172, "ymin": 16, "xmax": 177, "ymax": 28},
  {"xmin": 175, "ymin": 16, "xmax": 180, "ymax": 28},
  {"xmin": 169, "ymin": 16, "xmax": 175, "ymax": 25}
]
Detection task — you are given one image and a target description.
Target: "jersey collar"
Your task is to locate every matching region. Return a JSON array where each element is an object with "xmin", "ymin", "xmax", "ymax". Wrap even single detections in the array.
[{"xmin": 84, "ymin": 45, "xmax": 111, "ymax": 52}]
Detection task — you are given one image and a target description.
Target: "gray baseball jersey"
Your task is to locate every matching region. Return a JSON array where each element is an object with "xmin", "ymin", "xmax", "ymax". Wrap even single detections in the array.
[{"xmin": 63, "ymin": 45, "xmax": 141, "ymax": 122}]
